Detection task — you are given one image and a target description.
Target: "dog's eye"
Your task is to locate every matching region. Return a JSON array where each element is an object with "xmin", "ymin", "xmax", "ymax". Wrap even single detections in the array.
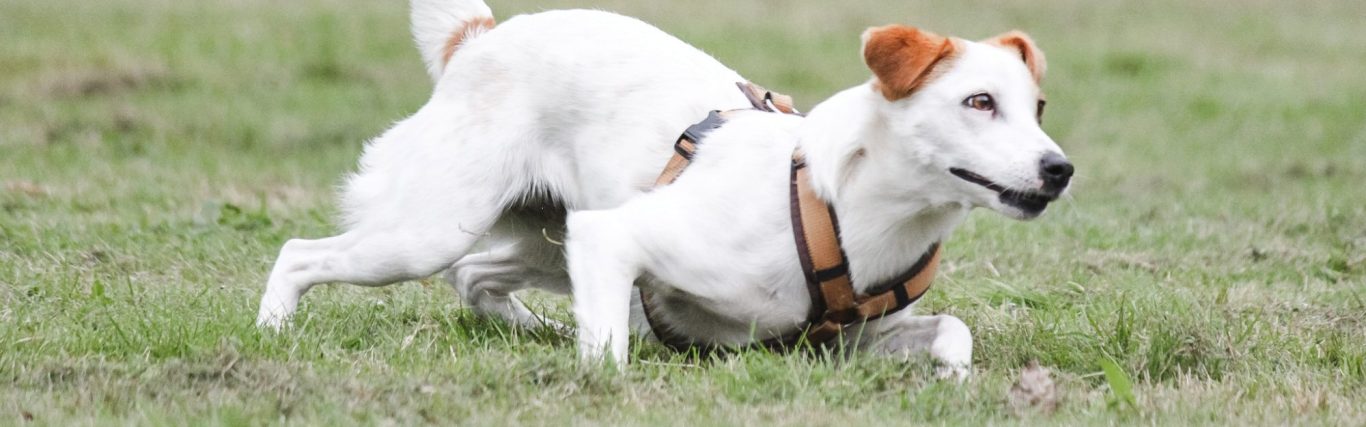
[
  {"xmin": 1036, "ymin": 100, "xmax": 1046, "ymax": 123},
  {"xmin": 963, "ymin": 93, "xmax": 994, "ymax": 112}
]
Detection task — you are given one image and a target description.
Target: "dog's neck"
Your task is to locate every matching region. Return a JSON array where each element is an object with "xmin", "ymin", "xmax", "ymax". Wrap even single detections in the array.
[{"xmin": 797, "ymin": 85, "xmax": 970, "ymax": 292}]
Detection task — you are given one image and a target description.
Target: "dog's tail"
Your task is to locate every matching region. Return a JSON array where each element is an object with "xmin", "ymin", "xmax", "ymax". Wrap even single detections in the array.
[{"xmin": 410, "ymin": 0, "xmax": 495, "ymax": 82}]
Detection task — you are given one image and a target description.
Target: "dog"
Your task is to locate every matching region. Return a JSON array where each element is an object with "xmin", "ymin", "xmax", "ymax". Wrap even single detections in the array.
[{"xmin": 256, "ymin": 0, "xmax": 1072, "ymax": 379}]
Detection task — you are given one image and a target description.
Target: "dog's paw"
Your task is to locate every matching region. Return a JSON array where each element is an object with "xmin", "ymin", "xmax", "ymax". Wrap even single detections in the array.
[
  {"xmin": 935, "ymin": 363, "xmax": 971, "ymax": 382},
  {"xmin": 255, "ymin": 308, "xmax": 289, "ymax": 331},
  {"xmin": 536, "ymin": 317, "xmax": 570, "ymax": 334},
  {"xmin": 928, "ymin": 314, "xmax": 973, "ymax": 382}
]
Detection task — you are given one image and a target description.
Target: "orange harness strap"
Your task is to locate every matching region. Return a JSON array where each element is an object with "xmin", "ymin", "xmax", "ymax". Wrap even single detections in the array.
[
  {"xmin": 640, "ymin": 82, "xmax": 941, "ymax": 352},
  {"xmin": 786, "ymin": 154, "xmax": 942, "ymax": 346}
]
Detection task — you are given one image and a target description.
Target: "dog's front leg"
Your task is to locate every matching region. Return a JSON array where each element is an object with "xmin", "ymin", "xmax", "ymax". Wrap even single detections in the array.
[
  {"xmin": 565, "ymin": 211, "xmax": 641, "ymax": 367},
  {"xmin": 853, "ymin": 313, "xmax": 973, "ymax": 381}
]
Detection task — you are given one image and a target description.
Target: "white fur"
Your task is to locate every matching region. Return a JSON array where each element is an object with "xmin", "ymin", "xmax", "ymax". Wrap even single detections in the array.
[{"xmin": 256, "ymin": 0, "xmax": 1070, "ymax": 380}]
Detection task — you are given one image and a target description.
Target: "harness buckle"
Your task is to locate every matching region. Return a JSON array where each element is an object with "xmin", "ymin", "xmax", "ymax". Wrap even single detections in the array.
[{"xmin": 681, "ymin": 110, "xmax": 727, "ymax": 143}]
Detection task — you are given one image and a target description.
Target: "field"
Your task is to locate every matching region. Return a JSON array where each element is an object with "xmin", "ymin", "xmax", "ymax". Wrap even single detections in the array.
[{"xmin": 2, "ymin": 0, "xmax": 1365, "ymax": 424}]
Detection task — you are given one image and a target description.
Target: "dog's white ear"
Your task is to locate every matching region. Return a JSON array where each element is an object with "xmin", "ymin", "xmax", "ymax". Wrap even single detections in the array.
[
  {"xmin": 982, "ymin": 31, "xmax": 1047, "ymax": 84},
  {"xmin": 862, "ymin": 25, "xmax": 957, "ymax": 101}
]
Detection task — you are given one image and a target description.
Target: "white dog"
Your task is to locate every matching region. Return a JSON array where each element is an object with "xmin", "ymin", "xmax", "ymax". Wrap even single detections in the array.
[{"xmin": 256, "ymin": 0, "xmax": 1072, "ymax": 379}]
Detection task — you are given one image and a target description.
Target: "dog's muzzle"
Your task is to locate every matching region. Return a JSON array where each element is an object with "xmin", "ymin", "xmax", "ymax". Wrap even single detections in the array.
[{"xmin": 950, "ymin": 152, "xmax": 1072, "ymax": 216}]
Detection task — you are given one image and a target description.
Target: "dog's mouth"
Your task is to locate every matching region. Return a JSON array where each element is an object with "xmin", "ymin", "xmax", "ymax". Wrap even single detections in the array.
[{"xmin": 949, "ymin": 168, "xmax": 1060, "ymax": 217}]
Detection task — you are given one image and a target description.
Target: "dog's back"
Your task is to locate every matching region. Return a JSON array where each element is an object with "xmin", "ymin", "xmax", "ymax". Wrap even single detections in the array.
[{"xmin": 364, "ymin": 3, "xmax": 754, "ymax": 217}]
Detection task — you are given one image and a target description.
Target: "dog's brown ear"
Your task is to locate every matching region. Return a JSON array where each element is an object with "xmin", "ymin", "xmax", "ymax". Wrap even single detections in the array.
[
  {"xmin": 862, "ymin": 25, "xmax": 957, "ymax": 101},
  {"xmin": 983, "ymin": 30, "xmax": 1046, "ymax": 84}
]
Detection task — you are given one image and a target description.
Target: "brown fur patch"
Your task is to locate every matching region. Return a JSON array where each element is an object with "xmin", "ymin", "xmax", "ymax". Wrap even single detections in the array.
[
  {"xmin": 440, "ymin": 16, "xmax": 496, "ymax": 66},
  {"xmin": 862, "ymin": 25, "xmax": 959, "ymax": 101},
  {"xmin": 983, "ymin": 31, "xmax": 1047, "ymax": 84}
]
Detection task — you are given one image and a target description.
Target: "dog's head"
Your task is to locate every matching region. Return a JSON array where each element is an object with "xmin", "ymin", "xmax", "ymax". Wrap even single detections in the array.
[{"xmin": 860, "ymin": 25, "xmax": 1071, "ymax": 220}]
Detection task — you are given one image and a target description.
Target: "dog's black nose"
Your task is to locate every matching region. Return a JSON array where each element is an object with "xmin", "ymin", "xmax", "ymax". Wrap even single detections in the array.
[{"xmin": 1039, "ymin": 152, "xmax": 1073, "ymax": 190}]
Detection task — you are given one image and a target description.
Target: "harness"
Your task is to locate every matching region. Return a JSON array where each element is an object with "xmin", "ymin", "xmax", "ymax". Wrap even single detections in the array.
[{"xmin": 641, "ymin": 82, "xmax": 943, "ymax": 351}]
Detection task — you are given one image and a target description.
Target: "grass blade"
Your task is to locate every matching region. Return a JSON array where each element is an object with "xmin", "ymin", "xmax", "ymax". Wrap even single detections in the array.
[{"xmin": 1099, "ymin": 356, "xmax": 1137, "ymax": 411}]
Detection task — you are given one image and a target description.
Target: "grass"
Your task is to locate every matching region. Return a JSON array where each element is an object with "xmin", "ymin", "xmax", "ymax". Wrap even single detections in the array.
[{"xmin": 2, "ymin": 0, "xmax": 1365, "ymax": 424}]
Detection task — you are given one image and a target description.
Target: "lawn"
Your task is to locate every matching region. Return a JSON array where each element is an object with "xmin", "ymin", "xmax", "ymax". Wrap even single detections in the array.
[{"xmin": 2, "ymin": 0, "xmax": 1364, "ymax": 425}]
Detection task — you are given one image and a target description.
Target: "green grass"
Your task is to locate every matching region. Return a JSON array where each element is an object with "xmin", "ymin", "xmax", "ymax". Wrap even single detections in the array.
[{"xmin": 3, "ymin": 0, "xmax": 1365, "ymax": 424}]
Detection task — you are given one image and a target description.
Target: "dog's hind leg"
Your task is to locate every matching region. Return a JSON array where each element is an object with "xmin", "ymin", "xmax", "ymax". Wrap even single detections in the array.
[
  {"xmin": 445, "ymin": 241, "xmax": 569, "ymax": 330},
  {"xmin": 849, "ymin": 313, "xmax": 974, "ymax": 381},
  {"xmin": 256, "ymin": 107, "xmax": 514, "ymax": 329},
  {"xmin": 255, "ymin": 221, "xmax": 495, "ymax": 329},
  {"xmin": 444, "ymin": 203, "xmax": 574, "ymax": 330}
]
